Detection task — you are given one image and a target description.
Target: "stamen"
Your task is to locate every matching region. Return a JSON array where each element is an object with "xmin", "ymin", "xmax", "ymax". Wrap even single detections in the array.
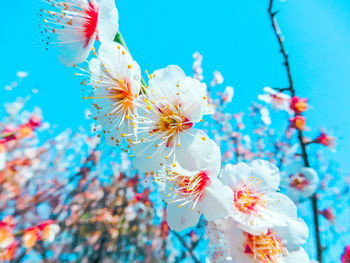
[
  {"xmin": 233, "ymin": 182, "xmax": 264, "ymax": 214},
  {"xmin": 244, "ymin": 231, "xmax": 286, "ymax": 263}
]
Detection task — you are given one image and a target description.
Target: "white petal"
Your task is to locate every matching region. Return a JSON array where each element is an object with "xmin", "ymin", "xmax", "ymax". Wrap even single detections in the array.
[
  {"xmin": 166, "ymin": 202, "xmax": 201, "ymax": 231},
  {"xmin": 148, "ymin": 65, "xmax": 186, "ymax": 101},
  {"xmin": 281, "ymin": 164, "xmax": 319, "ymax": 200},
  {"xmin": 274, "ymin": 217, "xmax": 308, "ymax": 251},
  {"xmin": 299, "ymin": 167, "xmax": 319, "ymax": 198},
  {"xmin": 218, "ymin": 218, "xmax": 256, "ymax": 263},
  {"xmin": 250, "ymin": 159, "xmax": 280, "ymax": 190},
  {"xmin": 176, "ymin": 129, "xmax": 221, "ymax": 176},
  {"xmin": 95, "ymin": 0, "xmax": 119, "ymax": 42},
  {"xmin": 132, "ymin": 141, "xmax": 171, "ymax": 173},
  {"xmin": 283, "ymin": 248, "xmax": 310, "ymax": 263},
  {"xmin": 220, "ymin": 162, "xmax": 251, "ymax": 188},
  {"xmin": 229, "ymin": 192, "xmax": 297, "ymax": 235},
  {"xmin": 178, "ymin": 77, "xmax": 207, "ymax": 122},
  {"xmin": 98, "ymin": 42, "xmax": 138, "ymax": 83},
  {"xmin": 198, "ymin": 178, "xmax": 233, "ymax": 221},
  {"xmin": 58, "ymin": 32, "xmax": 96, "ymax": 66},
  {"xmin": 265, "ymin": 192, "xmax": 298, "ymax": 222}
]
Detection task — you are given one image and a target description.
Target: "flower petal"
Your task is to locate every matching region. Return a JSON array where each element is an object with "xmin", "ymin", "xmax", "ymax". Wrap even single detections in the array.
[
  {"xmin": 166, "ymin": 202, "xmax": 201, "ymax": 231},
  {"xmin": 58, "ymin": 32, "xmax": 97, "ymax": 66},
  {"xmin": 95, "ymin": 0, "xmax": 119, "ymax": 42},
  {"xmin": 148, "ymin": 65, "xmax": 186, "ymax": 101},
  {"xmin": 177, "ymin": 77, "xmax": 208, "ymax": 122},
  {"xmin": 132, "ymin": 140, "xmax": 171, "ymax": 173},
  {"xmin": 220, "ymin": 162, "xmax": 251, "ymax": 188},
  {"xmin": 198, "ymin": 178, "xmax": 233, "ymax": 221},
  {"xmin": 284, "ymin": 248, "xmax": 310, "ymax": 263},
  {"xmin": 176, "ymin": 129, "xmax": 221, "ymax": 176},
  {"xmin": 274, "ymin": 217, "xmax": 308, "ymax": 251},
  {"xmin": 250, "ymin": 159, "xmax": 280, "ymax": 190}
]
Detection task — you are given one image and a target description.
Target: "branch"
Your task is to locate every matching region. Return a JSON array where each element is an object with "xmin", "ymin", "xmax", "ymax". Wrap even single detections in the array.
[
  {"xmin": 267, "ymin": 1, "xmax": 323, "ymax": 262},
  {"xmin": 268, "ymin": 0, "xmax": 294, "ymax": 96},
  {"xmin": 172, "ymin": 231, "xmax": 200, "ymax": 263}
]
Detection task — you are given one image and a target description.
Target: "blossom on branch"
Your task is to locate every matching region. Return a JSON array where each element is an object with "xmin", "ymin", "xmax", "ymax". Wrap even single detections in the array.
[
  {"xmin": 258, "ymin": 87, "xmax": 291, "ymax": 112},
  {"xmin": 162, "ymin": 149, "xmax": 232, "ymax": 231},
  {"xmin": 281, "ymin": 161, "xmax": 319, "ymax": 201},
  {"xmin": 290, "ymin": 96, "xmax": 308, "ymax": 114},
  {"xmin": 289, "ymin": 115, "xmax": 306, "ymax": 131},
  {"xmin": 217, "ymin": 217, "xmax": 310, "ymax": 263},
  {"xmin": 41, "ymin": 0, "xmax": 119, "ymax": 66},
  {"xmin": 314, "ymin": 132, "xmax": 337, "ymax": 152},
  {"xmin": 220, "ymin": 160, "xmax": 298, "ymax": 235},
  {"xmin": 85, "ymin": 42, "xmax": 142, "ymax": 147},
  {"xmin": 132, "ymin": 65, "xmax": 214, "ymax": 173}
]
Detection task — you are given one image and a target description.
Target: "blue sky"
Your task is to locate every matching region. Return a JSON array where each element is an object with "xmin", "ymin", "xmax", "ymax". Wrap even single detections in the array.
[{"xmin": 1, "ymin": 0, "xmax": 350, "ymax": 261}]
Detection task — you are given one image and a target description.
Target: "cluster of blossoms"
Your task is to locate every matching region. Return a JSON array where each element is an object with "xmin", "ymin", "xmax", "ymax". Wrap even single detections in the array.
[
  {"xmin": 192, "ymin": 45, "xmax": 348, "ymax": 261},
  {"xmin": 257, "ymin": 86, "xmax": 337, "ymax": 203},
  {"xmin": 38, "ymin": 0, "xmax": 319, "ymax": 262},
  {"xmin": 34, "ymin": 0, "xmax": 350, "ymax": 262}
]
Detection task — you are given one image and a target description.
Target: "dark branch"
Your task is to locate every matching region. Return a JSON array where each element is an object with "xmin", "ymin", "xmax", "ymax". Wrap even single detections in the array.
[
  {"xmin": 267, "ymin": 1, "xmax": 323, "ymax": 262},
  {"xmin": 172, "ymin": 231, "xmax": 201, "ymax": 263},
  {"xmin": 268, "ymin": 0, "xmax": 294, "ymax": 96}
]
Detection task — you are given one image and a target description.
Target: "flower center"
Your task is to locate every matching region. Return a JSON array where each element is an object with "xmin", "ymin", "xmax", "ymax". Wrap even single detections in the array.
[
  {"xmin": 87, "ymin": 78, "xmax": 135, "ymax": 114},
  {"xmin": 109, "ymin": 79, "xmax": 134, "ymax": 111},
  {"xmin": 233, "ymin": 183, "xmax": 263, "ymax": 214},
  {"xmin": 170, "ymin": 171, "xmax": 211, "ymax": 207},
  {"xmin": 83, "ymin": 1, "xmax": 98, "ymax": 46},
  {"xmin": 289, "ymin": 173, "xmax": 309, "ymax": 190},
  {"xmin": 243, "ymin": 231, "xmax": 285, "ymax": 263},
  {"xmin": 152, "ymin": 105, "xmax": 193, "ymax": 147},
  {"xmin": 180, "ymin": 171, "xmax": 210, "ymax": 196}
]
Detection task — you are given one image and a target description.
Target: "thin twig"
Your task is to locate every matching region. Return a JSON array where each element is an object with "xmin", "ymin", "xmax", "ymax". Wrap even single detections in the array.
[
  {"xmin": 172, "ymin": 231, "xmax": 200, "ymax": 263},
  {"xmin": 267, "ymin": 1, "xmax": 323, "ymax": 262}
]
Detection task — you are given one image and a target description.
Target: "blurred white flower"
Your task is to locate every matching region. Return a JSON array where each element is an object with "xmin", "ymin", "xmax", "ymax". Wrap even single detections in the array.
[
  {"xmin": 210, "ymin": 71, "xmax": 224, "ymax": 87},
  {"xmin": 222, "ymin": 86, "xmax": 234, "ymax": 103},
  {"xmin": 16, "ymin": 71, "xmax": 29, "ymax": 78},
  {"xmin": 281, "ymin": 162, "xmax": 319, "ymax": 201},
  {"xmin": 258, "ymin": 87, "xmax": 291, "ymax": 112},
  {"xmin": 260, "ymin": 107, "xmax": 271, "ymax": 126}
]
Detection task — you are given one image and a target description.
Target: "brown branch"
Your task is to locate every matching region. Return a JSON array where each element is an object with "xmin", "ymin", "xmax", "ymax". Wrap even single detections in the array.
[
  {"xmin": 268, "ymin": 0, "xmax": 295, "ymax": 96},
  {"xmin": 267, "ymin": 1, "xmax": 323, "ymax": 262}
]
